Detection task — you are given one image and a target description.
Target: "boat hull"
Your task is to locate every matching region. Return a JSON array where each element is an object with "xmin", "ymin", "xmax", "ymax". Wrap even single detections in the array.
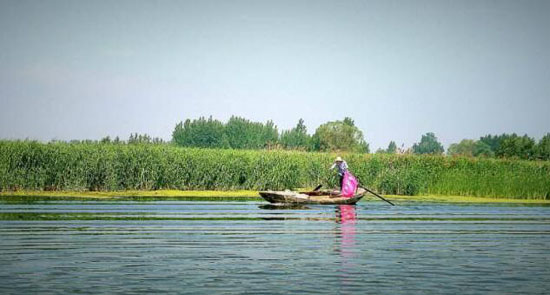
[{"xmin": 259, "ymin": 188, "xmax": 365, "ymax": 205}]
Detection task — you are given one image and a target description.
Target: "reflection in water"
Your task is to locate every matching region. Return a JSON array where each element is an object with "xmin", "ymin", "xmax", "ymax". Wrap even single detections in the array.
[
  {"xmin": 336, "ymin": 205, "xmax": 358, "ymax": 289},
  {"xmin": 258, "ymin": 204, "xmax": 310, "ymax": 210},
  {"xmin": 337, "ymin": 205, "xmax": 357, "ymax": 225},
  {"xmin": 336, "ymin": 205, "xmax": 357, "ymax": 252}
]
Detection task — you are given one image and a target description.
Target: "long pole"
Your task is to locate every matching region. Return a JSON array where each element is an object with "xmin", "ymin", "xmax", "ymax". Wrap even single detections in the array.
[{"xmin": 361, "ymin": 186, "xmax": 395, "ymax": 206}]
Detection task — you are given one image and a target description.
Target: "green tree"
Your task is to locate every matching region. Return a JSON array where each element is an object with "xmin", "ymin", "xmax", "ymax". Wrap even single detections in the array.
[
  {"xmin": 412, "ymin": 132, "xmax": 444, "ymax": 155},
  {"xmin": 375, "ymin": 148, "xmax": 385, "ymax": 154},
  {"xmin": 497, "ymin": 134, "xmax": 536, "ymax": 160},
  {"xmin": 280, "ymin": 118, "xmax": 310, "ymax": 150},
  {"xmin": 128, "ymin": 133, "xmax": 152, "ymax": 144},
  {"xmin": 261, "ymin": 120, "xmax": 279, "ymax": 148},
  {"xmin": 447, "ymin": 139, "xmax": 476, "ymax": 157},
  {"xmin": 172, "ymin": 116, "xmax": 226, "ymax": 148},
  {"xmin": 100, "ymin": 136, "xmax": 112, "ymax": 144},
  {"xmin": 152, "ymin": 137, "xmax": 165, "ymax": 144},
  {"xmin": 172, "ymin": 116, "xmax": 279, "ymax": 149},
  {"xmin": 375, "ymin": 141, "xmax": 397, "ymax": 154},
  {"xmin": 473, "ymin": 141, "xmax": 494, "ymax": 157},
  {"xmin": 535, "ymin": 133, "xmax": 550, "ymax": 160},
  {"xmin": 223, "ymin": 116, "xmax": 279, "ymax": 149},
  {"xmin": 386, "ymin": 141, "xmax": 397, "ymax": 154},
  {"xmin": 478, "ymin": 134, "xmax": 514, "ymax": 156},
  {"xmin": 224, "ymin": 116, "xmax": 249, "ymax": 149},
  {"xmin": 311, "ymin": 117, "xmax": 369, "ymax": 153}
]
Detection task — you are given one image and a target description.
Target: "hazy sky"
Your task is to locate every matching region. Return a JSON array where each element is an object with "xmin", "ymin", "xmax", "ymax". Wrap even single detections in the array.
[{"xmin": 1, "ymin": 0, "xmax": 549, "ymax": 150}]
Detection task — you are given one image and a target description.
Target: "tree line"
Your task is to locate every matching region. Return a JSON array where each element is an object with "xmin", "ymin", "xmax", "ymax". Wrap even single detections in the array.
[
  {"xmin": 172, "ymin": 116, "xmax": 550, "ymax": 160},
  {"xmin": 375, "ymin": 132, "xmax": 550, "ymax": 161},
  {"xmin": 44, "ymin": 116, "xmax": 550, "ymax": 161},
  {"xmin": 446, "ymin": 133, "xmax": 550, "ymax": 160},
  {"xmin": 52, "ymin": 133, "xmax": 167, "ymax": 145},
  {"xmin": 172, "ymin": 116, "xmax": 370, "ymax": 153}
]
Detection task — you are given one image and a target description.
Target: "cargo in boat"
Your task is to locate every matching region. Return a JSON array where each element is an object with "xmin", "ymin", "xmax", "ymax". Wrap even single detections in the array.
[{"xmin": 259, "ymin": 188, "xmax": 366, "ymax": 205}]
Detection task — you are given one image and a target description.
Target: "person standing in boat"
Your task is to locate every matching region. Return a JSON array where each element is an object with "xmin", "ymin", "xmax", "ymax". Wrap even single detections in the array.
[{"xmin": 330, "ymin": 157, "xmax": 348, "ymax": 191}]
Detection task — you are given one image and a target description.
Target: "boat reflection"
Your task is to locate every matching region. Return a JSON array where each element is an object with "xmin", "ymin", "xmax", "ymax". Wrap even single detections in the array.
[{"xmin": 258, "ymin": 204, "xmax": 311, "ymax": 210}]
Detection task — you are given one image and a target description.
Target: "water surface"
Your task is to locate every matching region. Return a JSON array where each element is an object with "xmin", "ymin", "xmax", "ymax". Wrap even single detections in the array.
[{"xmin": 1, "ymin": 198, "xmax": 549, "ymax": 294}]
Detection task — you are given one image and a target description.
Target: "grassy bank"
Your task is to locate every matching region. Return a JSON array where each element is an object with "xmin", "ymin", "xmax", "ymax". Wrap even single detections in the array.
[
  {"xmin": 0, "ymin": 189, "xmax": 260, "ymax": 199},
  {"xmin": 1, "ymin": 141, "xmax": 549, "ymax": 199},
  {"xmin": 2, "ymin": 189, "xmax": 550, "ymax": 204}
]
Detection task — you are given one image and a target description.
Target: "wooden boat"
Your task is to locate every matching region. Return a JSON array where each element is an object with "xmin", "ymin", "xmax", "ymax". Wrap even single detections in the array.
[{"xmin": 259, "ymin": 188, "xmax": 366, "ymax": 205}]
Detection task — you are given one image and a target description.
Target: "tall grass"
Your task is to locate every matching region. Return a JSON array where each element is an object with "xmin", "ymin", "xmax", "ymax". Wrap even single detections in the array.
[{"xmin": 1, "ymin": 141, "xmax": 549, "ymax": 199}]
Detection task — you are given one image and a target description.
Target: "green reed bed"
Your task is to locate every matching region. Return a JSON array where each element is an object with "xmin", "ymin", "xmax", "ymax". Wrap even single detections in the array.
[{"xmin": 0, "ymin": 141, "xmax": 549, "ymax": 199}]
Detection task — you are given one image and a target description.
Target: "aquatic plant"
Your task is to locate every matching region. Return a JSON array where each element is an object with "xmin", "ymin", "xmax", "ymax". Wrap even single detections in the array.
[{"xmin": 0, "ymin": 141, "xmax": 549, "ymax": 199}]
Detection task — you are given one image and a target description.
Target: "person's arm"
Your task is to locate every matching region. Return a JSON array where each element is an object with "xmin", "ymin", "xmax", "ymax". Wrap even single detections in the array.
[
  {"xmin": 330, "ymin": 163, "xmax": 336, "ymax": 170},
  {"xmin": 342, "ymin": 161, "xmax": 348, "ymax": 171}
]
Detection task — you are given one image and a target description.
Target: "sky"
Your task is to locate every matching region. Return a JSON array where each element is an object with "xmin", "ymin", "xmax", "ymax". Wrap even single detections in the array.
[{"xmin": 1, "ymin": 0, "xmax": 549, "ymax": 150}]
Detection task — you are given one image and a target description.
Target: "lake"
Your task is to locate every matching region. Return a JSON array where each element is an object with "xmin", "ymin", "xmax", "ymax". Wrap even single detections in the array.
[{"xmin": 1, "ymin": 198, "xmax": 549, "ymax": 294}]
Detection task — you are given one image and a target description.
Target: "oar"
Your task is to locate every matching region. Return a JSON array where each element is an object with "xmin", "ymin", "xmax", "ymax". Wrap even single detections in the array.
[
  {"xmin": 361, "ymin": 186, "xmax": 395, "ymax": 206},
  {"xmin": 313, "ymin": 184, "xmax": 322, "ymax": 191}
]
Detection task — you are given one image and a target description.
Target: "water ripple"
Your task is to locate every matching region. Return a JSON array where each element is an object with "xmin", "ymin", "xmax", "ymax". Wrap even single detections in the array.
[{"xmin": 1, "ymin": 199, "xmax": 549, "ymax": 294}]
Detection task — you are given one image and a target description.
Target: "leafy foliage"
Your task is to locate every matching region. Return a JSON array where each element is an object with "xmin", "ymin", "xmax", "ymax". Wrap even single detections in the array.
[
  {"xmin": 449, "ymin": 134, "xmax": 544, "ymax": 160},
  {"xmin": 412, "ymin": 132, "xmax": 444, "ymax": 155},
  {"xmin": 224, "ymin": 116, "xmax": 279, "ymax": 149},
  {"xmin": 535, "ymin": 133, "xmax": 550, "ymax": 160},
  {"xmin": 473, "ymin": 141, "xmax": 494, "ymax": 157},
  {"xmin": 128, "ymin": 133, "xmax": 164, "ymax": 144},
  {"xmin": 376, "ymin": 141, "xmax": 398, "ymax": 154},
  {"xmin": 447, "ymin": 139, "xmax": 476, "ymax": 157},
  {"xmin": 479, "ymin": 134, "xmax": 511, "ymax": 153},
  {"xmin": 496, "ymin": 134, "xmax": 536, "ymax": 160},
  {"xmin": 311, "ymin": 117, "xmax": 369, "ymax": 153},
  {"xmin": 171, "ymin": 116, "xmax": 371, "ymax": 153},
  {"xmin": 172, "ymin": 116, "xmax": 278, "ymax": 149},
  {"xmin": 386, "ymin": 141, "xmax": 397, "ymax": 154},
  {"xmin": 172, "ymin": 117, "xmax": 226, "ymax": 148},
  {"xmin": 280, "ymin": 119, "xmax": 310, "ymax": 150}
]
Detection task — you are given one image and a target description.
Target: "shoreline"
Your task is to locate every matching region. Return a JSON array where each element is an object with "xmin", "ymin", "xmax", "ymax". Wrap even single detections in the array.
[{"xmin": 1, "ymin": 189, "xmax": 549, "ymax": 204}]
